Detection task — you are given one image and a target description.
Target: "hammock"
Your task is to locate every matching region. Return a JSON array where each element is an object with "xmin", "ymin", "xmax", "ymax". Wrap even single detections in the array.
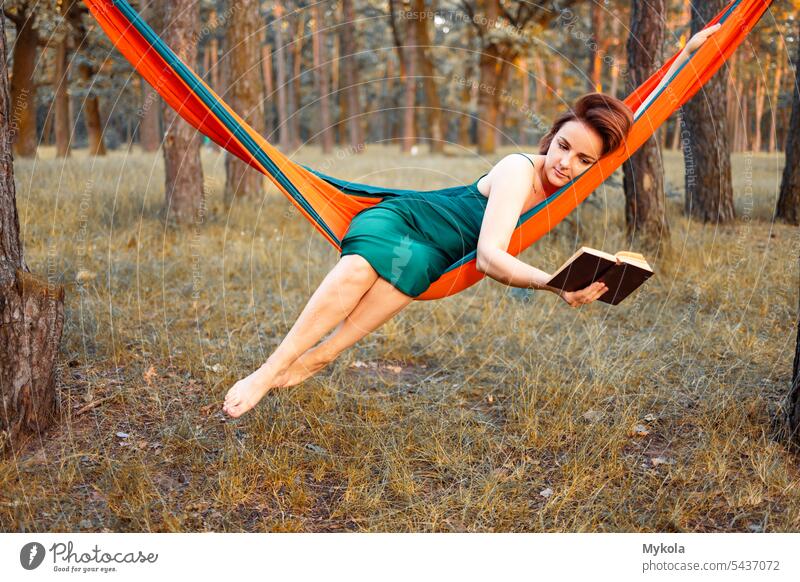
[{"xmin": 84, "ymin": 0, "xmax": 772, "ymax": 300}]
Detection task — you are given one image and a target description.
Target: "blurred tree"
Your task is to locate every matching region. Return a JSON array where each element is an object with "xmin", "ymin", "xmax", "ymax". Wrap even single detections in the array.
[
  {"xmin": 138, "ymin": 0, "xmax": 162, "ymax": 152},
  {"xmin": 457, "ymin": 0, "xmax": 572, "ymax": 155},
  {"xmin": 3, "ymin": 0, "xmax": 50, "ymax": 157},
  {"xmin": 389, "ymin": 0, "xmax": 418, "ymax": 152},
  {"xmin": 340, "ymin": 0, "xmax": 364, "ymax": 150},
  {"xmin": 223, "ymin": 0, "xmax": 264, "ymax": 202},
  {"xmin": 776, "ymin": 17, "xmax": 799, "ymax": 225},
  {"xmin": 273, "ymin": 1, "xmax": 291, "ymax": 151},
  {"xmin": 681, "ymin": 0, "xmax": 734, "ymax": 223},
  {"xmin": 415, "ymin": 0, "xmax": 445, "ymax": 153},
  {"xmin": 161, "ymin": 0, "xmax": 205, "ymax": 223},
  {"xmin": 312, "ymin": 1, "xmax": 334, "ymax": 153},
  {"xmin": 0, "ymin": 12, "xmax": 64, "ymax": 455},
  {"xmin": 623, "ymin": 0, "xmax": 668, "ymax": 249}
]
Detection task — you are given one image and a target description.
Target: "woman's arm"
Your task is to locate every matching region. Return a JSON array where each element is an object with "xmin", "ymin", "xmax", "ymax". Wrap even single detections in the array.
[
  {"xmin": 475, "ymin": 156, "xmax": 608, "ymax": 307},
  {"xmin": 634, "ymin": 23, "xmax": 722, "ymax": 119}
]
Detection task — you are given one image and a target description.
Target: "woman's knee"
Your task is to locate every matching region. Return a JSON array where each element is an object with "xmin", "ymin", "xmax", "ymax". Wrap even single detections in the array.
[{"xmin": 338, "ymin": 254, "xmax": 377, "ymax": 286}]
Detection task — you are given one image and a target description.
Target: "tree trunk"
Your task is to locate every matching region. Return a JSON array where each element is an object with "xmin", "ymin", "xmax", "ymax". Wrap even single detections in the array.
[
  {"xmin": 54, "ymin": 22, "xmax": 71, "ymax": 158},
  {"xmin": 0, "ymin": 14, "xmax": 65, "ymax": 455},
  {"xmin": 623, "ymin": 0, "xmax": 669, "ymax": 249},
  {"xmin": 589, "ymin": 4, "xmax": 604, "ymax": 92},
  {"xmin": 274, "ymin": 2, "xmax": 291, "ymax": 151},
  {"xmin": 414, "ymin": 0, "xmax": 444, "ymax": 153},
  {"xmin": 9, "ymin": 8, "xmax": 38, "ymax": 158},
  {"xmin": 768, "ymin": 56, "xmax": 784, "ymax": 154},
  {"xmin": 776, "ymin": 20, "xmax": 800, "ymax": 225},
  {"xmin": 476, "ymin": 0, "xmax": 502, "ymax": 156},
  {"xmin": 682, "ymin": 0, "xmax": 735, "ymax": 223},
  {"xmin": 458, "ymin": 66, "xmax": 472, "ymax": 147},
  {"xmin": 139, "ymin": 78, "xmax": 161, "ymax": 152},
  {"xmin": 787, "ymin": 257, "xmax": 800, "ymax": 446},
  {"xmin": 381, "ymin": 57, "xmax": 394, "ymax": 144},
  {"xmin": 161, "ymin": 0, "xmax": 204, "ymax": 223},
  {"xmin": 312, "ymin": 2, "xmax": 333, "ymax": 154},
  {"xmin": 223, "ymin": 0, "xmax": 264, "ymax": 202},
  {"xmin": 401, "ymin": 9, "xmax": 416, "ymax": 153},
  {"xmin": 520, "ymin": 57, "xmax": 529, "ymax": 146},
  {"xmin": 290, "ymin": 12, "xmax": 305, "ymax": 150},
  {"xmin": 341, "ymin": 0, "xmax": 363, "ymax": 150},
  {"xmin": 138, "ymin": 2, "xmax": 161, "ymax": 152},
  {"xmin": 77, "ymin": 62, "xmax": 107, "ymax": 156},
  {"xmin": 261, "ymin": 43, "xmax": 276, "ymax": 135},
  {"xmin": 753, "ymin": 56, "xmax": 766, "ymax": 153}
]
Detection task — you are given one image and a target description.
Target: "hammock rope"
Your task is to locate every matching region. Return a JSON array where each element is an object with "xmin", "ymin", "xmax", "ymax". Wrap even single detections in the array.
[{"xmin": 83, "ymin": 0, "xmax": 773, "ymax": 300}]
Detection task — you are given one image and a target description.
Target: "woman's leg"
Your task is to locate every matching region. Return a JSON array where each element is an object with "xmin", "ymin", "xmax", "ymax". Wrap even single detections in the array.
[
  {"xmin": 223, "ymin": 254, "xmax": 380, "ymax": 417},
  {"xmin": 279, "ymin": 276, "xmax": 415, "ymax": 388}
]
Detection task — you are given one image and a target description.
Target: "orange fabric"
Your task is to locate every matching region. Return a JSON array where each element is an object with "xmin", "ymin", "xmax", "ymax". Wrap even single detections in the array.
[{"xmin": 83, "ymin": 0, "xmax": 771, "ymax": 300}]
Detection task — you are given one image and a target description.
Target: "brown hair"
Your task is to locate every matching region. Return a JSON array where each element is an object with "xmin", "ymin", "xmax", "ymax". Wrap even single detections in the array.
[{"xmin": 538, "ymin": 93, "xmax": 634, "ymax": 158}]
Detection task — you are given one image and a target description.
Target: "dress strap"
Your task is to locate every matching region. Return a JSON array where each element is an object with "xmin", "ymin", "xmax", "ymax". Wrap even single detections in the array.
[{"xmin": 514, "ymin": 152, "xmax": 535, "ymax": 168}]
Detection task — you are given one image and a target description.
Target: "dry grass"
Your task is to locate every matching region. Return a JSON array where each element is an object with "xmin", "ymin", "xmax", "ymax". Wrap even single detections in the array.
[{"xmin": 1, "ymin": 144, "xmax": 798, "ymax": 532}]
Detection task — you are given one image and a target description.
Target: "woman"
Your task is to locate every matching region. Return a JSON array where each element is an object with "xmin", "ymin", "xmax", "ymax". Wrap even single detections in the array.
[{"xmin": 223, "ymin": 24, "xmax": 721, "ymax": 418}]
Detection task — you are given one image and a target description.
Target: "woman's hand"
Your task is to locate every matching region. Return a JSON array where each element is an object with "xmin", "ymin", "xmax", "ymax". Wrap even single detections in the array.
[
  {"xmin": 560, "ymin": 281, "xmax": 608, "ymax": 308},
  {"xmin": 684, "ymin": 23, "xmax": 722, "ymax": 54}
]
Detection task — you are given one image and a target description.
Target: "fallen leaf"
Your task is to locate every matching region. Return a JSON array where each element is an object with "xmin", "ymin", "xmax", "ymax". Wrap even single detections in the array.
[
  {"xmin": 143, "ymin": 365, "xmax": 157, "ymax": 386},
  {"xmin": 539, "ymin": 487, "xmax": 553, "ymax": 498},
  {"xmin": 630, "ymin": 424, "xmax": 650, "ymax": 437}
]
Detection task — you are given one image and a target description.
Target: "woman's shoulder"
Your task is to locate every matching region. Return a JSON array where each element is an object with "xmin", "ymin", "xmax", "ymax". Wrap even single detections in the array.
[{"xmin": 476, "ymin": 153, "xmax": 542, "ymax": 197}]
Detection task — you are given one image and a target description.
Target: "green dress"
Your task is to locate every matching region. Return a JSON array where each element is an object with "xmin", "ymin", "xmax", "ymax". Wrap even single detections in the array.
[{"xmin": 339, "ymin": 173, "xmax": 490, "ymax": 297}]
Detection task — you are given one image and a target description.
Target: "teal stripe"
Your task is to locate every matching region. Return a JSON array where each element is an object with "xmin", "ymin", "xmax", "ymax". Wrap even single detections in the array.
[{"xmin": 112, "ymin": 0, "xmax": 341, "ymax": 245}]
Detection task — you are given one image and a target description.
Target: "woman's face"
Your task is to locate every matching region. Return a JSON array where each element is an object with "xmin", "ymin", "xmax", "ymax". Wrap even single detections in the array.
[{"xmin": 544, "ymin": 120, "xmax": 603, "ymax": 187}]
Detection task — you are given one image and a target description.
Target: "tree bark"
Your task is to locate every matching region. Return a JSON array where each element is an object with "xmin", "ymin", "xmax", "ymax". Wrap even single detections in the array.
[
  {"xmin": 290, "ymin": 12, "xmax": 305, "ymax": 150},
  {"xmin": 401, "ymin": 5, "xmax": 417, "ymax": 153},
  {"xmin": 223, "ymin": 0, "xmax": 264, "ymax": 202},
  {"xmin": 139, "ymin": 78, "xmax": 161, "ymax": 152},
  {"xmin": 312, "ymin": 2, "xmax": 333, "ymax": 154},
  {"xmin": 623, "ymin": 0, "xmax": 669, "ymax": 249},
  {"xmin": 138, "ymin": 1, "xmax": 161, "ymax": 152},
  {"xmin": 768, "ymin": 55, "xmax": 784, "ymax": 154},
  {"xmin": 9, "ymin": 7, "xmax": 38, "ymax": 158},
  {"xmin": 753, "ymin": 56, "xmax": 766, "ymax": 153},
  {"xmin": 775, "ymin": 20, "xmax": 800, "ymax": 225},
  {"xmin": 161, "ymin": 0, "xmax": 204, "ymax": 223},
  {"xmin": 340, "ymin": 0, "xmax": 363, "ymax": 150},
  {"xmin": 787, "ymin": 256, "xmax": 800, "ymax": 446},
  {"xmin": 274, "ymin": 2, "xmax": 291, "ymax": 151},
  {"xmin": 0, "ymin": 14, "xmax": 65, "ymax": 455},
  {"xmin": 682, "ymin": 0, "xmax": 735, "ymax": 223},
  {"xmin": 77, "ymin": 62, "xmax": 107, "ymax": 156},
  {"xmin": 54, "ymin": 15, "xmax": 71, "ymax": 158},
  {"xmin": 414, "ymin": 0, "xmax": 445, "ymax": 153}
]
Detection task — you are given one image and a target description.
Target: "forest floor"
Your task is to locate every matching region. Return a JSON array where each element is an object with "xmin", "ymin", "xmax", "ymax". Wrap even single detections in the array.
[{"xmin": 2, "ymin": 144, "xmax": 799, "ymax": 532}]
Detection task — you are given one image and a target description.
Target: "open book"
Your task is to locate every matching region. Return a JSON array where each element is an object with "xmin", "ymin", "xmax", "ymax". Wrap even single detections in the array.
[{"xmin": 546, "ymin": 247, "xmax": 654, "ymax": 305}]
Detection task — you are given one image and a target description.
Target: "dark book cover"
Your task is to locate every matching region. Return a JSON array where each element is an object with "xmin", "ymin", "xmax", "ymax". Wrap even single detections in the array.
[{"xmin": 546, "ymin": 249, "xmax": 653, "ymax": 305}]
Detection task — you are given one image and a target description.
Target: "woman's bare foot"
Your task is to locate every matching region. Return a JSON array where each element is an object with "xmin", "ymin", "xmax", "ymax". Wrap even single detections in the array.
[
  {"xmin": 279, "ymin": 350, "xmax": 332, "ymax": 388},
  {"xmin": 222, "ymin": 360, "xmax": 290, "ymax": 418}
]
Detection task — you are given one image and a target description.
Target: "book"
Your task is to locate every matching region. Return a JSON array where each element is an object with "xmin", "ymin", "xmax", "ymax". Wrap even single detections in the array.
[{"xmin": 546, "ymin": 247, "xmax": 654, "ymax": 305}]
